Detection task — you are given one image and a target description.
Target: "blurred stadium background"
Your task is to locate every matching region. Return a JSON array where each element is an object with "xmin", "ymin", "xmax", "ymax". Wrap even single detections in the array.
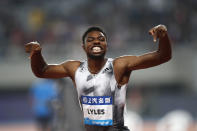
[{"xmin": 0, "ymin": 0, "xmax": 197, "ymax": 131}]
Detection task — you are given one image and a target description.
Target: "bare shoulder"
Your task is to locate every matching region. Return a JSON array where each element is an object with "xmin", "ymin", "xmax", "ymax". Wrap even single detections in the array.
[
  {"xmin": 62, "ymin": 60, "xmax": 81, "ymax": 66},
  {"xmin": 113, "ymin": 55, "xmax": 137, "ymax": 68},
  {"xmin": 61, "ymin": 60, "xmax": 81, "ymax": 77},
  {"xmin": 62, "ymin": 60, "xmax": 81, "ymax": 70}
]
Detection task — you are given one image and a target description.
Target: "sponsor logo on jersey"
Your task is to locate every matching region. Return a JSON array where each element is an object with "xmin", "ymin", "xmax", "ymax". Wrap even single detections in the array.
[
  {"xmin": 82, "ymin": 96, "xmax": 112, "ymax": 105},
  {"xmin": 81, "ymin": 96, "xmax": 113, "ymax": 126}
]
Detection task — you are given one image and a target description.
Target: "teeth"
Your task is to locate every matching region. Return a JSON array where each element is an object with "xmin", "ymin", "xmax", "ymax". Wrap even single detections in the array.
[{"xmin": 92, "ymin": 47, "xmax": 101, "ymax": 52}]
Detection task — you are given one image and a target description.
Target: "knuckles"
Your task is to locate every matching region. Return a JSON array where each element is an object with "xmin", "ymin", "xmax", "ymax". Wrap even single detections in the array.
[
  {"xmin": 155, "ymin": 24, "xmax": 167, "ymax": 32},
  {"xmin": 149, "ymin": 25, "xmax": 167, "ymax": 36},
  {"xmin": 25, "ymin": 42, "xmax": 41, "ymax": 53}
]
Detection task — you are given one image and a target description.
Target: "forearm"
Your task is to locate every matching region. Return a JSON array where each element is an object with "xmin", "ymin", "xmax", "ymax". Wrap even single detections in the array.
[
  {"xmin": 31, "ymin": 50, "xmax": 47, "ymax": 77},
  {"xmin": 157, "ymin": 33, "xmax": 172, "ymax": 62}
]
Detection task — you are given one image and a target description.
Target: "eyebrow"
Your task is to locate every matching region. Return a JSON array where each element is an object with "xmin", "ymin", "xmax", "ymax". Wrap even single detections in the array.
[
  {"xmin": 87, "ymin": 35, "xmax": 105, "ymax": 39},
  {"xmin": 87, "ymin": 36, "xmax": 95, "ymax": 39}
]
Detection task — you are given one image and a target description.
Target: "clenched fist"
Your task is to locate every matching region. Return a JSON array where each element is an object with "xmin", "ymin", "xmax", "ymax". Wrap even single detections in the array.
[
  {"xmin": 25, "ymin": 41, "xmax": 41, "ymax": 59},
  {"xmin": 149, "ymin": 25, "xmax": 167, "ymax": 42}
]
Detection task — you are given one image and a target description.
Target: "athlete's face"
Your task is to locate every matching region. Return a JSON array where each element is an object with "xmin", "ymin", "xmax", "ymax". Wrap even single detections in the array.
[{"xmin": 83, "ymin": 31, "xmax": 107, "ymax": 59}]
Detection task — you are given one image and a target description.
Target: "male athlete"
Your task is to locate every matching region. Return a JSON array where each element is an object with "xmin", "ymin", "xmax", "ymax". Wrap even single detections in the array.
[{"xmin": 25, "ymin": 25, "xmax": 172, "ymax": 131}]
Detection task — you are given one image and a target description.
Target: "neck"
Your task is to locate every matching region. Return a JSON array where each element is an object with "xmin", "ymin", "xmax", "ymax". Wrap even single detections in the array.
[{"xmin": 87, "ymin": 57, "xmax": 107, "ymax": 74}]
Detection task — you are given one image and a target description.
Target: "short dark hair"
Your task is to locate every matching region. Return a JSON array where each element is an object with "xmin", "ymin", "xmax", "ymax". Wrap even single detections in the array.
[{"xmin": 82, "ymin": 26, "xmax": 107, "ymax": 44}]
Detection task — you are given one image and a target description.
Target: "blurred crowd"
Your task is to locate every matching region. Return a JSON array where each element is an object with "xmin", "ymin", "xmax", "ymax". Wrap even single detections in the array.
[
  {"xmin": 0, "ymin": 0, "xmax": 197, "ymax": 61},
  {"xmin": 0, "ymin": 1, "xmax": 197, "ymax": 130}
]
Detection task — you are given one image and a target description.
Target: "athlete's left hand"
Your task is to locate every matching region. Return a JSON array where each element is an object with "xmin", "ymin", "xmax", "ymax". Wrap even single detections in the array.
[{"xmin": 149, "ymin": 24, "xmax": 167, "ymax": 42}]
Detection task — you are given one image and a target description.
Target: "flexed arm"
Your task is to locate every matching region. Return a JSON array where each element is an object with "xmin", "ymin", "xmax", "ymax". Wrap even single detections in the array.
[
  {"xmin": 114, "ymin": 25, "xmax": 172, "ymax": 71},
  {"xmin": 25, "ymin": 42, "xmax": 70, "ymax": 78},
  {"xmin": 148, "ymin": 24, "xmax": 172, "ymax": 62}
]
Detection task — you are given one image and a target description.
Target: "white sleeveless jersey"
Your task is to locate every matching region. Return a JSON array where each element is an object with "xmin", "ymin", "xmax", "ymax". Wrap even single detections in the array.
[{"xmin": 75, "ymin": 58, "xmax": 128, "ymax": 127}]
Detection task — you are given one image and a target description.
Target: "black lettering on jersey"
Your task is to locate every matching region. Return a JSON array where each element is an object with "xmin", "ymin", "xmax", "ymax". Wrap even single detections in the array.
[
  {"xmin": 102, "ymin": 68, "xmax": 109, "ymax": 74},
  {"xmin": 93, "ymin": 109, "xmax": 98, "ymax": 115},
  {"xmin": 87, "ymin": 109, "xmax": 105, "ymax": 115},
  {"xmin": 100, "ymin": 109, "xmax": 105, "ymax": 115},
  {"xmin": 102, "ymin": 64, "xmax": 113, "ymax": 74}
]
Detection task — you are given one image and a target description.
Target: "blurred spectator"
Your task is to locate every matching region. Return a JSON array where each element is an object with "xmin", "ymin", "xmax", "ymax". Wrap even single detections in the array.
[
  {"xmin": 28, "ymin": 8, "xmax": 45, "ymax": 32},
  {"xmin": 156, "ymin": 110, "xmax": 193, "ymax": 131},
  {"xmin": 0, "ymin": 1, "xmax": 197, "ymax": 130},
  {"xmin": 51, "ymin": 78, "xmax": 68, "ymax": 131},
  {"xmin": 0, "ymin": 0, "xmax": 196, "ymax": 59},
  {"xmin": 125, "ymin": 111, "xmax": 143, "ymax": 131},
  {"xmin": 30, "ymin": 79, "xmax": 57, "ymax": 131}
]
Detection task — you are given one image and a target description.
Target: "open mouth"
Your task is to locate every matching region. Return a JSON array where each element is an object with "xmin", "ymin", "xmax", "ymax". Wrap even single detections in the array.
[{"xmin": 91, "ymin": 46, "xmax": 103, "ymax": 53}]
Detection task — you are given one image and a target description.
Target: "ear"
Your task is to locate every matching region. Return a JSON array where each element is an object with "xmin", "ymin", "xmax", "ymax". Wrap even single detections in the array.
[{"xmin": 82, "ymin": 44, "xmax": 86, "ymax": 51}]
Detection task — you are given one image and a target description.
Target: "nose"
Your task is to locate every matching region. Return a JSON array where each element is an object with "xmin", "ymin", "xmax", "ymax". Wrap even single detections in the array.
[{"xmin": 93, "ymin": 41, "xmax": 100, "ymax": 45}]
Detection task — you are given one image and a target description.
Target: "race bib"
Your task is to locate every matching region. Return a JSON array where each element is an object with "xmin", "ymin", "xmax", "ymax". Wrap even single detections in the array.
[{"xmin": 81, "ymin": 96, "xmax": 113, "ymax": 126}]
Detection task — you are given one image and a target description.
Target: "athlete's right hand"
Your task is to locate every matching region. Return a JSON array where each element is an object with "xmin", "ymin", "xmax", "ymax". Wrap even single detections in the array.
[{"xmin": 25, "ymin": 41, "xmax": 41, "ymax": 59}]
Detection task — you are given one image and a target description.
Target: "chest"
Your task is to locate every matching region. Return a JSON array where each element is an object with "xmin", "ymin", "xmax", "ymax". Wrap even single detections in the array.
[{"xmin": 75, "ymin": 63, "xmax": 115, "ymax": 96}]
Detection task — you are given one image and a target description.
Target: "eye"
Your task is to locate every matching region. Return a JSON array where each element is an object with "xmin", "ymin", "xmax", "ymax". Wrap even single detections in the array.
[
  {"xmin": 87, "ymin": 37, "xmax": 94, "ymax": 42},
  {"xmin": 98, "ymin": 36, "xmax": 105, "ymax": 41}
]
